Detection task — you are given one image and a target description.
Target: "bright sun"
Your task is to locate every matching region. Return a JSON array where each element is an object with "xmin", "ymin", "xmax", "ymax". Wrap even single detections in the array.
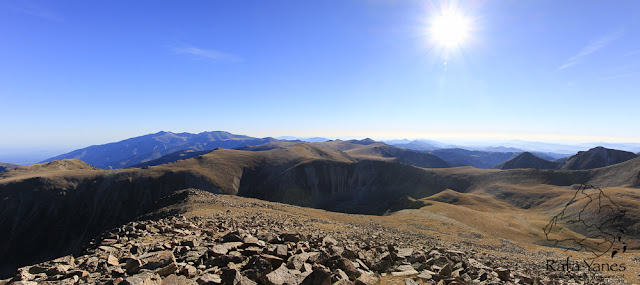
[{"xmin": 429, "ymin": 9, "xmax": 471, "ymax": 49}]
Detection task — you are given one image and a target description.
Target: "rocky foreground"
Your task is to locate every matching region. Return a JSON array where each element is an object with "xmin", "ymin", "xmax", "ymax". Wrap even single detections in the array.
[{"xmin": 0, "ymin": 189, "xmax": 625, "ymax": 285}]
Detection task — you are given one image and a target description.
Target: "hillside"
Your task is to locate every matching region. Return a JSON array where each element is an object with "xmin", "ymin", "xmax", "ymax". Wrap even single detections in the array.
[
  {"xmin": 493, "ymin": 152, "xmax": 562, "ymax": 170},
  {"xmin": 561, "ymin": 146, "xmax": 638, "ymax": 170},
  {"xmin": 132, "ymin": 149, "xmax": 211, "ymax": 168},
  {"xmin": 423, "ymin": 148, "xmax": 519, "ymax": 168},
  {"xmin": 143, "ymin": 139, "xmax": 451, "ymax": 170},
  {"xmin": 0, "ymin": 162, "xmax": 18, "ymax": 173},
  {"xmin": 4, "ymin": 189, "xmax": 631, "ymax": 284},
  {"xmin": 311, "ymin": 139, "xmax": 451, "ymax": 169},
  {"xmin": 42, "ymin": 131, "xmax": 281, "ymax": 170},
  {"xmin": 493, "ymin": 147, "xmax": 638, "ymax": 171},
  {"xmin": 2, "ymin": 144, "xmax": 640, "ymax": 281}
]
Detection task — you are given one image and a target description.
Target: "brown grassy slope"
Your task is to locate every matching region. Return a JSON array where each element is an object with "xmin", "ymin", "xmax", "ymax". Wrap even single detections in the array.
[
  {"xmin": 1, "ymin": 145, "xmax": 640, "ymax": 279},
  {"xmin": 418, "ymin": 184, "xmax": 640, "ymax": 254},
  {"xmin": 312, "ymin": 140, "xmax": 451, "ymax": 168},
  {"xmin": 0, "ymin": 159, "xmax": 99, "ymax": 180}
]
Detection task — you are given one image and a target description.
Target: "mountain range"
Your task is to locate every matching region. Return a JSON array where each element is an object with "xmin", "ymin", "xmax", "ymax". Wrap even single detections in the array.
[
  {"xmin": 495, "ymin": 146, "xmax": 638, "ymax": 170},
  {"xmin": 41, "ymin": 131, "xmax": 280, "ymax": 169},
  {"xmin": 36, "ymin": 131, "xmax": 640, "ymax": 173}
]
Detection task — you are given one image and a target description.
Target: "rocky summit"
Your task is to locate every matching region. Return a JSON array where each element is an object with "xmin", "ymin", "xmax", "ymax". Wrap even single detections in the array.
[{"xmin": 1, "ymin": 189, "xmax": 626, "ymax": 285}]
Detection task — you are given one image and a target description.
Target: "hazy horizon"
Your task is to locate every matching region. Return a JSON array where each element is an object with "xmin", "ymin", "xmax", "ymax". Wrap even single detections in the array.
[{"xmin": 3, "ymin": 128, "xmax": 640, "ymax": 165}]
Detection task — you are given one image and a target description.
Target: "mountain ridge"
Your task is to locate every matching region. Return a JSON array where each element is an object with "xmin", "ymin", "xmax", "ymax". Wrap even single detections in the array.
[
  {"xmin": 494, "ymin": 146, "xmax": 638, "ymax": 170},
  {"xmin": 41, "ymin": 131, "xmax": 282, "ymax": 170}
]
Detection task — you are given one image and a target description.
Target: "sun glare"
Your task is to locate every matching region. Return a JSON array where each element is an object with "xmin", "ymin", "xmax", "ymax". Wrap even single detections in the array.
[{"xmin": 429, "ymin": 9, "xmax": 471, "ymax": 49}]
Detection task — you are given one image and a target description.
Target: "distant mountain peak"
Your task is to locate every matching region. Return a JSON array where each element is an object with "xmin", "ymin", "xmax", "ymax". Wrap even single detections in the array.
[
  {"xmin": 562, "ymin": 146, "xmax": 638, "ymax": 170},
  {"xmin": 41, "ymin": 131, "xmax": 286, "ymax": 169},
  {"xmin": 494, "ymin": 152, "xmax": 559, "ymax": 170},
  {"xmin": 347, "ymin": 138, "xmax": 377, "ymax": 145}
]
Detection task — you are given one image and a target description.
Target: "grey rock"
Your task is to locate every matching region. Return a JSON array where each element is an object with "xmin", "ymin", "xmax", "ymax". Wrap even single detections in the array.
[
  {"xmin": 122, "ymin": 272, "xmax": 162, "ymax": 285},
  {"xmin": 140, "ymin": 251, "xmax": 176, "ymax": 270},
  {"xmin": 196, "ymin": 273, "xmax": 222, "ymax": 285}
]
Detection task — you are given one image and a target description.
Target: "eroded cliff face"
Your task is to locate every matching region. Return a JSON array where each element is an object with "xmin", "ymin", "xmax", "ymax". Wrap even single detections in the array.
[
  {"xmin": 0, "ymin": 170, "xmax": 221, "ymax": 278},
  {"xmin": 236, "ymin": 160, "xmax": 471, "ymax": 215}
]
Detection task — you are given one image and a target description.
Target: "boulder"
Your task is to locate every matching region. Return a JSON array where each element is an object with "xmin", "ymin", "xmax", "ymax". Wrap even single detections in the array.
[{"xmin": 140, "ymin": 251, "xmax": 176, "ymax": 270}]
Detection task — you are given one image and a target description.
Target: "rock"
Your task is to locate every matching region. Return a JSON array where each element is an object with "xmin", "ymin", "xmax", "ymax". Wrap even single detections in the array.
[
  {"xmin": 175, "ymin": 221, "xmax": 197, "ymax": 230},
  {"xmin": 196, "ymin": 273, "xmax": 222, "ymax": 285},
  {"xmin": 156, "ymin": 262, "xmax": 178, "ymax": 277},
  {"xmin": 328, "ymin": 256, "xmax": 360, "ymax": 280},
  {"xmin": 243, "ymin": 236, "xmax": 260, "ymax": 246},
  {"xmin": 329, "ymin": 246, "xmax": 344, "ymax": 257},
  {"xmin": 467, "ymin": 258, "xmax": 490, "ymax": 270},
  {"xmin": 182, "ymin": 239, "xmax": 200, "ymax": 248},
  {"xmin": 221, "ymin": 268, "xmax": 242, "ymax": 284},
  {"xmin": 391, "ymin": 264, "xmax": 418, "ymax": 277},
  {"xmin": 286, "ymin": 252, "xmax": 320, "ymax": 270},
  {"xmin": 354, "ymin": 273, "xmax": 379, "ymax": 285},
  {"xmin": 322, "ymin": 236, "xmax": 338, "ymax": 246},
  {"xmin": 122, "ymin": 272, "xmax": 162, "ymax": 285},
  {"xmin": 274, "ymin": 244, "xmax": 288, "ymax": 258},
  {"xmin": 125, "ymin": 258, "xmax": 142, "ymax": 274},
  {"xmin": 241, "ymin": 246, "xmax": 263, "ymax": 256},
  {"xmin": 107, "ymin": 255, "xmax": 120, "ymax": 266},
  {"xmin": 516, "ymin": 271, "xmax": 534, "ymax": 284},
  {"xmin": 261, "ymin": 254, "xmax": 285, "ymax": 269},
  {"xmin": 431, "ymin": 256, "xmax": 450, "ymax": 268},
  {"xmin": 261, "ymin": 265, "xmax": 297, "ymax": 285},
  {"xmin": 416, "ymin": 270, "xmax": 434, "ymax": 281},
  {"xmin": 52, "ymin": 256, "xmax": 75, "ymax": 265},
  {"xmin": 242, "ymin": 256, "xmax": 273, "ymax": 281},
  {"xmin": 180, "ymin": 264, "xmax": 197, "ymax": 277},
  {"xmin": 438, "ymin": 263, "xmax": 452, "ymax": 277},
  {"xmin": 45, "ymin": 264, "xmax": 70, "ymax": 276},
  {"xmin": 223, "ymin": 232, "xmax": 243, "ymax": 242},
  {"xmin": 334, "ymin": 269, "xmax": 349, "ymax": 281},
  {"xmin": 281, "ymin": 233, "xmax": 300, "ymax": 242},
  {"xmin": 396, "ymin": 248, "xmax": 413, "ymax": 259},
  {"xmin": 301, "ymin": 263, "xmax": 313, "ymax": 273},
  {"xmin": 10, "ymin": 281, "xmax": 39, "ymax": 285},
  {"xmin": 496, "ymin": 267, "xmax": 511, "ymax": 281},
  {"xmin": 301, "ymin": 266, "xmax": 331, "ymax": 285},
  {"xmin": 26, "ymin": 265, "xmax": 47, "ymax": 275},
  {"xmin": 211, "ymin": 245, "xmax": 229, "ymax": 256},
  {"xmin": 205, "ymin": 254, "xmax": 245, "ymax": 268},
  {"xmin": 223, "ymin": 242, "xmax": 244, "ymax": 251},
  {"xmin": 66, "ymin": 269, "xmax": 89, "ymax": 279},
  {"xmin": 140, "ymin": 251, "xmax": 176, "ymax": 270},
  {"xmin": 161, "ymin": 274, "xmax": 196, "ymax": 285},
  {"xmin": 15, "ymin": 267, "xmax": 35, "ymax": 281},
  {"xmin": 373, "ymin": 252, "xmax": 393, "ymax": 272}
]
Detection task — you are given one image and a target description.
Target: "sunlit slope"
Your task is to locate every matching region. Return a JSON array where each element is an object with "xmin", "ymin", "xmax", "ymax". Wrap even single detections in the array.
[
  {"xmin": 412, "ymin": 184, "xmax": 640, "ymax": 253},
  {"xmin": 1, "ymin": 143, "xmax": 639, "ymax": 277}
]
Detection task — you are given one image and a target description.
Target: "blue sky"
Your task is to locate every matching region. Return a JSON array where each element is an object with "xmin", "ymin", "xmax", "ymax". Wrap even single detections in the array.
[{"xmin": 1, "ymin": 0, "xmax": 640, "ymax": 156}]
